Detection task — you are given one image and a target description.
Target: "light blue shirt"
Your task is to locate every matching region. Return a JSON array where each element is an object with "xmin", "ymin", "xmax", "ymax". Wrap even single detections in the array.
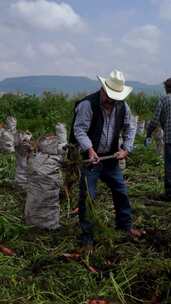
[{"xmin": 74, "ymin": 100, "xmax": 136, "ymax": 153}]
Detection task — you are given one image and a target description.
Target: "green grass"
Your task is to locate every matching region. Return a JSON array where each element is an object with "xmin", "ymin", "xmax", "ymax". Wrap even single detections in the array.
[{"xmin": 0, "ymin": 137, "xmax": 170, "ymax": 304}]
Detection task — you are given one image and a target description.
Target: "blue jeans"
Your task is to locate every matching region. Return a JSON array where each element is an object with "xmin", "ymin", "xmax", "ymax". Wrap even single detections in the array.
[
  {"xmin": 164, "ymin": 144, "xmax": 171, "ymax": 196},
  {"xmin": 78, "ymin": 159, "xmax": 132, "ymax": 242}
]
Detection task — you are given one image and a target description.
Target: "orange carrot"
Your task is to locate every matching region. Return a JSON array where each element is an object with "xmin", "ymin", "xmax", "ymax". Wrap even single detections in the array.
[{"xmin": 0, "ymin": 245, "xmax": 15, "ymax": 256}]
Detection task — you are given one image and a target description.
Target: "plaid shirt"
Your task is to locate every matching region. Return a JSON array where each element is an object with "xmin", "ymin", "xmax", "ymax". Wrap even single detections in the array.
[
  {"xmin": 74, "ymin": 99, "xmax": 136, "ymax": 153},
  {"xmin": 147, "ymin": 94, "xmax": 171, "ymax": 143}
]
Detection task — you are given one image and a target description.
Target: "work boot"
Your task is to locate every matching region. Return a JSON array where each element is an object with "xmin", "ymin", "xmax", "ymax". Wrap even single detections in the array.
[{"xmin": 79, "ymin": 233, "xmax": 95, "ymax": 246}]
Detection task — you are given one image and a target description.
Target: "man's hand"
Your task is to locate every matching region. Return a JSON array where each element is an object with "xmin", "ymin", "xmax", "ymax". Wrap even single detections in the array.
[
  {"xmin": 144, "ymin": 137, "xmax": 152, "ymax": 147},
  {"xmin": 115, "ymin": 148, "xmax": 128, "ymax": 160},
  {"xmin": 88, "ymin": 147, "xmax": 100, "ymax": 164}
]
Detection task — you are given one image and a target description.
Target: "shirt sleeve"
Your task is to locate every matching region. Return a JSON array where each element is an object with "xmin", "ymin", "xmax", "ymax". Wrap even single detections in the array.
[
  {"xmin": 121, "ymin": 102, "xmax": 137, "ymax": 152},
  {"xmin": 73, "ymin": 100, "xmax": 93, "ymax": 151},
  {"xmin": 146, "ymin": 99, "xmax": 162, "ymax": 137}
]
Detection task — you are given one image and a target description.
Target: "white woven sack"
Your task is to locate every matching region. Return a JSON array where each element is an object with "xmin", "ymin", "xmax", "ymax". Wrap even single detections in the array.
[
  {"xmin": 25, "ymin": 153, "xmax": 63, "ymax": 229},
  {"xmin": 55, "ymin": 123, "xmax": 67, "ymax": 154},
  {"xmin": 153, "ymin": 127, "xmax": 164, "ymax": 156},
  {"xmin": 38, "ymin": 135, "xmax": 58, "ymax": 155},
  {"xmin": 38, "ymin": 123, "xmax": 67, "ymax": 155},
  {"xmin": 14, "ymin": 131, "xmax": 32, "ymax": 189},
  {"xmin": 0, "ymin": 128, "xmax": 4, "ymax": 151},
  {"xmin": 5, "ymin": 116, "xmax": 17, "ymax": 134},
  {"xmin": 136, "ymin": 120, "xmax": 145, "ymax": 135},
  {"xmin": 14, "ymin": 131, "xmax": 32, "ymax": 146},
  {"xmin": 0, "ymin": 128, "xmax": 15, "ymax": 153}
]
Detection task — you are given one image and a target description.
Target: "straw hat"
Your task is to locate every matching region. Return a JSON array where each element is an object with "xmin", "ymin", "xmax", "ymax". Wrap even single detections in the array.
[{"xmin": 97, "ymin": 69, "xmax": 133, "ymax": 101}]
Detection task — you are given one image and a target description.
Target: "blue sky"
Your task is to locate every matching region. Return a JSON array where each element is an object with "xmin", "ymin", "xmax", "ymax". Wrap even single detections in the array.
[{"xmin": 0, "ymin": 0, "xmax": 171, "ymax": 84}]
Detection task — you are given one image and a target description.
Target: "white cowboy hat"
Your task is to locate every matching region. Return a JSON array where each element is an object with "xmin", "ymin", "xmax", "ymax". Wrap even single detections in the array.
[{"xmin": 97, "ymin": 69, "xmax": 133, "ymax": 101}]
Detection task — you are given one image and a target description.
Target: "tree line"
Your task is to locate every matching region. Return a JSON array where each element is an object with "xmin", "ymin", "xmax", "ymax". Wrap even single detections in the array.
[{"xmin": 0, "ymin": 91, "xmax": 159, "ymax": 137}]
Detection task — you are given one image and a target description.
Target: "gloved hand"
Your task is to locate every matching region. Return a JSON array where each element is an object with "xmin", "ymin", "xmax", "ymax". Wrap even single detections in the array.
[{"xmin": 144, "ymin": 137, "xmax": 152, "ymax": 147}]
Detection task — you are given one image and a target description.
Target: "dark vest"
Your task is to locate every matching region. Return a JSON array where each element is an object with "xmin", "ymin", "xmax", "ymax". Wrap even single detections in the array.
[{"xmin": 69, "ymin": 90, "xmax": 126, "ymax": 155}]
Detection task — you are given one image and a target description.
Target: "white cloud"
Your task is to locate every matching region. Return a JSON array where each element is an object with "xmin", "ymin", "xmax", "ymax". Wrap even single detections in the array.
[
  {"xmin": 38, "ymin": 41, "xmax": 77, "ymax": 57},
  {"xmin": 0, "ymin": 60, "xmax": 27, "ymax": 76},
  {"xmin": 150, "ymin": 0, "xmax": 160, "ymax": 5},
  {"xmin": 53, "ymin": 56, "xmax": 101, "ymax": 78},
  {"xmin": 123, "ymin": 25, "xmax": 160, "ymax": 55},
  {"xmin": 24, "ymin": 44, "xmax": 36, "ymax": 59},
  {"xmin": 95, "ymin": 36, "xmax": 113, "ymax": 46},
  {"xmin": 0, "ymin": 1, "xmax": 169, "ymax": 84},
  {"xmin": 159, "ymin": 0, "xmax": 171, "ymax": 20},
  {"xmin": 11, "ymin": 0, "xmax": 86, "ymax": 31}
]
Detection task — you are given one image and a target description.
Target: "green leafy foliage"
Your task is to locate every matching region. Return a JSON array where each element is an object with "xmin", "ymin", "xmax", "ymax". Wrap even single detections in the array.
[
  {"xmin": 0, "ymin": 94, "xmax": 170, "ymax": 303},
  {"xmin": 127, "ymin": 93, "xmax": 158, "ymax": 119},
  {"xmin": 0, "ymin": 92, "xmax": 75, "ymax": 136},
  {"xmin": 0, "ymin": 153, "xmax": 15, "ymax": 181}
]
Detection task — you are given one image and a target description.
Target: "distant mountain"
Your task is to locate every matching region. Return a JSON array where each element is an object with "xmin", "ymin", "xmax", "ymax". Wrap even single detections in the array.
[
  {"xmin": 126, "ymin": 81, "xmax": 163, "ymax": 96},
  {"xmin": 0, "ymin": 75, "xmax": 164, "ymax": 96}
]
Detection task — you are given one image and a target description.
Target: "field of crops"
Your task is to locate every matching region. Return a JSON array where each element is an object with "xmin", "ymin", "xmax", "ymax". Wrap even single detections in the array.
[{"xmin": 0, "ymin": 93, "xmax": 171, "ymax": 304}]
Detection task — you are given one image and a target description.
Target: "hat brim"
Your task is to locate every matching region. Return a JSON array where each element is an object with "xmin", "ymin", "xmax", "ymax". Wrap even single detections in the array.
[{"xmin": 97, "ymin": 76, "xmax": 133, "ymax": 101}]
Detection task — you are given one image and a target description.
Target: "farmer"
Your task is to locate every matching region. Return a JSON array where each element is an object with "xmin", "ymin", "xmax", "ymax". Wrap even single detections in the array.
[
  {"xmin": 145, "ymin": 78, "xmax": 171, "ymax": 201},
  {"xmin": 70, "ymin": 69, "xmax": 141, "ymax": 245}
]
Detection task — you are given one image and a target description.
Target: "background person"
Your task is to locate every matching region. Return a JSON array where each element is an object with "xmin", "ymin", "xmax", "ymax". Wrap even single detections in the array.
[{"xmin": 145, "ymin": 78, "xmax": 171, "ymax": 201}]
